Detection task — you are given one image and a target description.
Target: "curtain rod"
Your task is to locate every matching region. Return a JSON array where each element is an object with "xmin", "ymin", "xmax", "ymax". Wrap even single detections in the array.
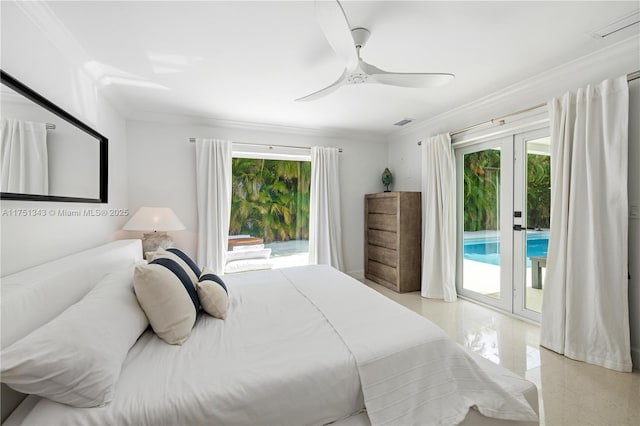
[
  {"xmin": 417, "ymin": 69, "xmax": 640, "ymax": 146},
  {"xmin": 188, "ymin": 138, "xmax": 342, "ymax": 153}
]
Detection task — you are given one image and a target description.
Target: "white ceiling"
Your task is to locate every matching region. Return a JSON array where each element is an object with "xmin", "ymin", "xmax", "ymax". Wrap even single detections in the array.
[{"xmin": 19, "ymin": 1, "xmax": 640, "ymax": 136}]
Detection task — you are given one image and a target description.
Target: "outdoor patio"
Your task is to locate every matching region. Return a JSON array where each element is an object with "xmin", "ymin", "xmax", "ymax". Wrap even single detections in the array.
[{"xmin": 463, "ymin": 259, "xmax": 544, "ymax": 313}]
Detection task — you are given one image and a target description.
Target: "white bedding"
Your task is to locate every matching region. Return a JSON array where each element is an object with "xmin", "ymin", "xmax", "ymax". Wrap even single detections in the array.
[
  {"xmin": 7, "ymin": 265, "xmax": 537, "ymax": 426},
  {"xmin": 11, "ymin": 268, "xmax": 363, "ymax": 426},
  {"xmin": 282, "ymin": 267, "xmax": 538, "ymax": 425}
]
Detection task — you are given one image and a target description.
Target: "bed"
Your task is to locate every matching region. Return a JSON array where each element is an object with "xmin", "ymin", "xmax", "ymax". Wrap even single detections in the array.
[{"xmin": 1, "ymin": 240, "xmax": 539, "ymax": 426}]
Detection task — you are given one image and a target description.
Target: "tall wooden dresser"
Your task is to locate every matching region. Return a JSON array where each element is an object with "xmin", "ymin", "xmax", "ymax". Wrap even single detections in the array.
[{"xmin": 365, "ymin": 192, "xmax": 422, "ymax": 293}]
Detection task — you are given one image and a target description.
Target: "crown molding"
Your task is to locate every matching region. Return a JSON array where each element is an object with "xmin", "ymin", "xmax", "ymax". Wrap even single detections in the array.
[
  {"xmin": 389, "ymin": 35, "xmax": 640, "ymax": 140},
  {"xmin": 127, "ymin": 110, "xmax": 387, "ymax": 143}
]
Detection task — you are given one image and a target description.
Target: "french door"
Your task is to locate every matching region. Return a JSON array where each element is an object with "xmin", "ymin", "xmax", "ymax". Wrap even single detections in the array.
[{"xmin": 455, "ymin": 128, "xmax": 550, "ymax": 321}]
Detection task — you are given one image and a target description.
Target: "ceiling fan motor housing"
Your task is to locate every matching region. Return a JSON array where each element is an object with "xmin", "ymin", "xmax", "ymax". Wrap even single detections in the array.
[
  {"xmin": 351, "ymin": 27, "xmax": 371, "ymax": 48},
  {"xmin": 347, "ymin": 73, "xmax": 368, "ymax": 84}
]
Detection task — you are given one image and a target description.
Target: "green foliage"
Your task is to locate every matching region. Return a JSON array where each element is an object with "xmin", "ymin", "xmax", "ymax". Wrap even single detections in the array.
[
  {"xmin": 230, "ymin": 158, "xmax": 310, "ymax": 243},
  {"xmin": 463, "ymin": 149, "xmax": 551, "ymax": 232},
  {"xmin": 463, "ymin": 150, "xmax": 501, "ymax": 232},
  {"xmin": 527, "ymin": 154, "xmax": 551, "ymax": 229}
]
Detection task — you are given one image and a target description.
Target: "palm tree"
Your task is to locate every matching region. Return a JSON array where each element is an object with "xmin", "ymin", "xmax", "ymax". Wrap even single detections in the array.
[
  {"xmin": 462, "ymin": 150, "xmax": 551, "ymax": 232},
  {"xmin": 527, "ymin": 154, "xmax": 551, "ymax": 229},
  {"xmin": 463, "ymin": 150, "xmax": 501, "ymax": 232},
  {"xmin": 230, "ymin": 158, "xmax": 311, "ymax": 243}
]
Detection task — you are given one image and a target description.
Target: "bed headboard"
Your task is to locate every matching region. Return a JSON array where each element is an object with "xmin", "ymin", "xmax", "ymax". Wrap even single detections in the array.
[{"xmin": 0, "ymin": 239, "xmax": 143, "ymax": 423}]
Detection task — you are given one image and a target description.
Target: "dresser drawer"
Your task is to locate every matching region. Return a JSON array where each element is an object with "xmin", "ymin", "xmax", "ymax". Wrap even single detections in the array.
[
  {"xmin": 367, "ymin": 245, "xmax": 397, "ymax": 268},
  {"xmin": 367, "ymin": 260, "xmax": 397, "ymax": 284},
  {"xmin": 367, "ymin": 229, "xmax": 397, "ymax": 248},
  {"xmin": 367, "ymin": 197, "xmax": 397, "ymax": 214},
  {"xmin": 367, "ymin": 213, "xmax": 397, "ymax": 232}
]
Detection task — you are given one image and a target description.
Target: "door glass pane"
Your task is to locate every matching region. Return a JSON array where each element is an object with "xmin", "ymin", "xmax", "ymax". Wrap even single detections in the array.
[
  {"xmin": 525, "ymin": 137, "xmax": 550, "ymax": 312},
  {"xmin": 462, "ymin": 148, "xmax": 501, "ymax": 299}
]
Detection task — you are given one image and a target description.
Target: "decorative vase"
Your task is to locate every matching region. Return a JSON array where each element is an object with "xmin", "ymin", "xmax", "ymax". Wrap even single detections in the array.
[{"xmin": 381, "ymin": 168, "xmax": 393, "ymax": 192}]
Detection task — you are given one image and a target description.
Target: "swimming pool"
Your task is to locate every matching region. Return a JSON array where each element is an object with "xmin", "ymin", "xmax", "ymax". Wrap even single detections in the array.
[
  {"xmin": 265, "ymin": 239, "xmax": 309, "ymax": 257},
  {"xmin": 464, "ymin": 232, "xmax": 549, "ymax": 266}
]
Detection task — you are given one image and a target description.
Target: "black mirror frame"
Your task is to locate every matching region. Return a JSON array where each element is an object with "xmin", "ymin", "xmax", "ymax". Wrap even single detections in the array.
[{"xmin": 0, "ymin": 69, "xmax": 108, "ymax": 203}]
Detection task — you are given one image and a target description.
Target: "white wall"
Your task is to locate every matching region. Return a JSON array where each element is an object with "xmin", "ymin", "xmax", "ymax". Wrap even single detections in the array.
[
  {"xmin": 0, "ymin": 3, "xmax": 129, "ymax": 276},
  {"xmin": 385, "ymin": 36, "xmax": 640, "ymax": 367},
  {"xmin": 126, "ymin": 117, "xmax": 388, "ymax": 275}
]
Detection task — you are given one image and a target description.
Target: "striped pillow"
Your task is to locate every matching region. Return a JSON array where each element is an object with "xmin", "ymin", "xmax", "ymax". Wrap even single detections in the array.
[
  {"xmin": 149, "ymin": 248, "xmax": 201, "ymax": 286},
  {"xmin": 197, "ymin": 267, "xmax": 229, "ymax": 319},
  {"xmin": 133, "ymin": 258, "xmax": 201, "ymax": 345},
  {"xmin": 166, "ymin": 247, "xmax": 201, "ymax": 277}
]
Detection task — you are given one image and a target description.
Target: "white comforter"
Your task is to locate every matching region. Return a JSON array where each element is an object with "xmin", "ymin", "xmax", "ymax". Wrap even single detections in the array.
[
  {"xmin": 14, "ymin": 268, "xmax": 364, "ymax": 426},
  {"xmin": 282, "ymin": 266, "xmax": 538, "ymax": 425},
  {"xmin": 11, "ymin": 265, "xmax": 537, "ymax": 426}
]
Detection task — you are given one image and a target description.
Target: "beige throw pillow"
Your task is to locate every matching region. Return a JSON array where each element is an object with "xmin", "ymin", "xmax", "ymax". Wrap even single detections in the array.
[
  {"xmin": 133, "ymin": 259, "xmax": 200, "ymax": 345},
  {"xmin": 149, "ymin": 248, "xmax": 200, "ymax": 286},
  {"xmin": 197, "ymin": 267, "xmax": 229, "ymax": 319}
]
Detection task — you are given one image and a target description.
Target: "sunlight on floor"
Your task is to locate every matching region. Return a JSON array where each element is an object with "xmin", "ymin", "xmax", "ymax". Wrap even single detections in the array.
[{"xmin": 462, "ymin": 259, "xmax": 544, "ymax": 313}]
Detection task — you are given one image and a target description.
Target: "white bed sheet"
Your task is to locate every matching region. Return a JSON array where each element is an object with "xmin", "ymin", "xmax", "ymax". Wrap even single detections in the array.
[
  {"xmin": 7, "ymin": 265, "xmax": 537, "ymax": 426},
  {"xmin": 281, "ymin": 266, "xmax": 538, "ymax": 426},
  {"xmin": 10, "ymin": 269, "xmax": 364, "ymax": 426}
]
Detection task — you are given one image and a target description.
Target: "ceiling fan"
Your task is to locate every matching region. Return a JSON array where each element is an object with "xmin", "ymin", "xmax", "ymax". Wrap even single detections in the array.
[{"xmin": 296, "ymin": 0, "xmax": 455, "ymax": 102}]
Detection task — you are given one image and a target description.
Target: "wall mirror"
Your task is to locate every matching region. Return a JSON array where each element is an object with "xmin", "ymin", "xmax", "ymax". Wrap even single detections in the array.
[{"xmin": 0, "ymin": 69, "xmax": 107, "ymax": 203}]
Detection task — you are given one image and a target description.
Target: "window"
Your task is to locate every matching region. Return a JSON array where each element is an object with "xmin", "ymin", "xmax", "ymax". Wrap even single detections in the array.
[{"xmin": 230, "ymin": 157, "xmax": 311, "ymax": 268}]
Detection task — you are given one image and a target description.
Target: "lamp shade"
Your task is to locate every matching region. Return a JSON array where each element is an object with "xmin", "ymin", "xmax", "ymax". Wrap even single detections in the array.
[{"xmin": 123, "ymin": 207, "xmax": 186, "ymax": 232}]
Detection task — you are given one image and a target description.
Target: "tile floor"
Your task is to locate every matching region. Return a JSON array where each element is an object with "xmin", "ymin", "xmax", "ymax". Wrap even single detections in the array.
[{"xmin": 364, "ymin": 280, "xmax": 640, "ymax": 426}]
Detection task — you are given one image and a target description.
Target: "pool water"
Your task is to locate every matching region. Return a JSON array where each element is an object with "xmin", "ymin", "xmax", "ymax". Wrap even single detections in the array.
[
  {"xmin": 265, "ymin": 240, "xmax": 309, "ymax": 257},
  {"xmin": 464, "ymin": 233, "xmax": 549, "ymax": 266}
]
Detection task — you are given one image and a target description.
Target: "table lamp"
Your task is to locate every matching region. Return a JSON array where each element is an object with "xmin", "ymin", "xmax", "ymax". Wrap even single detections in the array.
[{"xmin": 123, "ymin": 207, "xmax": 186, "ymax": 254}]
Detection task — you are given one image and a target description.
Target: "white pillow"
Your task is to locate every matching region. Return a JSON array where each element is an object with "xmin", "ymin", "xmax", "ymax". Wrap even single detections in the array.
[
  {"xmin": 133, "ymin": 259, "xmax": 199, "ymax": 345},
  {"xmin": 197, "ymin": 267, "xmax": 229, "ymax": 319},
  {"xmin": 225, "ymin": 248, "xmax": 271, "ymax": 262},
  {"xmin": 224, "ymin": 258, "xmax": 274, "ymax": 274},
  {"xmin": 0, "ymin": 267, "xmax": 148, "ymax": 408},
  {"xmin": 232, "ymin": 243, "xmax": 265, "ymax": 251}
]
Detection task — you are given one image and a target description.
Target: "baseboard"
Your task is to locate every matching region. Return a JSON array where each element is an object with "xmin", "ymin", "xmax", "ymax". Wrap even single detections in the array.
[{"xmin": 346, "ymin": 269, "xmax": 364, "ymax": 280}]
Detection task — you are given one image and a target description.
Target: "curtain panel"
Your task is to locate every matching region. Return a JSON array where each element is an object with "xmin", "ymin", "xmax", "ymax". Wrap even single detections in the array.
[
  {"xmin": 0, "ymin": 118, "xmax": 48, "ymax": 194},
  {"xmin": 309, "ymin": 146, "xmax": 344, "ymax": 270},
  {"xmin": 540, "ymin": 75, "xmax": 631, "ymax": 372},
  {"xmin": 421, "ymin": 133, "xmax": 457, "ymax": 301},
  {"xmin": 195, "ymin": 138, "xmax": 232, "ymax": 274}
]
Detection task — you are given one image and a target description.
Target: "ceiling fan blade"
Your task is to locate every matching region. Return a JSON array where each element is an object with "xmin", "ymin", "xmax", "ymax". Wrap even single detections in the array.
[
  {"xmin": 372, "ymin": 71, "xmax": 455, "ymax": 88},
  {"xmin": 295, "ymin": 68, "xmax": 349, "ymax": 102},
  {"xmin": 362, "ymin": 61, "xmax": 454, "ymax": 88},
  {"xmin": 315, "ymin": 0, "xmax": 358, "ymax": 69}
]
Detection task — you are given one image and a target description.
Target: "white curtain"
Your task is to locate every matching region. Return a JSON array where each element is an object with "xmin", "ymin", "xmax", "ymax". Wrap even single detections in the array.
[
  {"xmin": 0, "ymin": 118, "xmax": 48, "ymax": 194},
  {"xmin": 195, "ymin": 138, "xmax": 232, "ymax": 275},
  {"xmin": 309, "ymin": 146, "xmax": 344, "ymax": 270},
  {"xmin": 421, "ymin": 133, "xmax": 457, "ymax": 302},
  {"xmin": 540, "ymin": 76, "xmax": 631, "ymax": 372}
]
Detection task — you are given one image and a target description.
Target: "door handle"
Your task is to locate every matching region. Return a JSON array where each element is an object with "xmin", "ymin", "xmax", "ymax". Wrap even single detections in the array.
[{"xmin": 513, "ymin": 224, "xmax": 523, "ymax": 231}]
